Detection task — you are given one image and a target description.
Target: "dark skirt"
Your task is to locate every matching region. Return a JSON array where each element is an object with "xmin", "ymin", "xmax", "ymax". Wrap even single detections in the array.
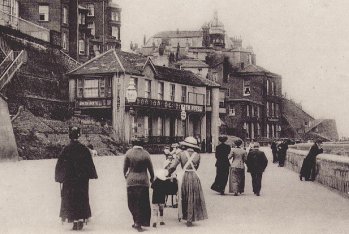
[
  {"xmin": 127, "ymin": 186, "xmax": 151, "ymax": 227},
  {"xmin": 60, "ymin": 179, "xmax": 91, "ymax": 222},
  {"xmin": 229, "ymin": 167, "xmax": 245, "ymax": 194},
  {"xmin": 181, "ymin": 171, "xmax": 208, "ymax": 222},
  {"xmin": 300, "ymin": 157, "xmax": 316, "ymax": 180}
]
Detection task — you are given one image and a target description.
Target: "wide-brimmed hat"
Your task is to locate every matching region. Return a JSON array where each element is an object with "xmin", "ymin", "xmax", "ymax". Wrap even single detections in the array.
[
  {"xmin": 171, "ymin": 143, "xmax": 179, "ymax": 148},
  {"xmin": 155, "ymin": 169, "xmax": 168, "ymax": 181},
  {"xmin": 218, "ymin": 135, "xmax": 228, "ymax": 143},
  {"xmin": 179, "ymin": 136, "xmax": 200, "ymax": 149}
]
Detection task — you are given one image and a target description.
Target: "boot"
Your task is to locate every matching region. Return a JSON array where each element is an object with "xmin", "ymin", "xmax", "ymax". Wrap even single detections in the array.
[
  {"xmin": 78, "ymin": 221, "xmax": 84, "ymax": 230},
  {"xmin": 72, "ymin": 222, "xmax": 78, "ymax": 230}
]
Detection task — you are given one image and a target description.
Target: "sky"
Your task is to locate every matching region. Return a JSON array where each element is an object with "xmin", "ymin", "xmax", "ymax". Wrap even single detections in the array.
[{"xmin": 116, "ymin": 0, "xmax": 349, "ymax": 137}]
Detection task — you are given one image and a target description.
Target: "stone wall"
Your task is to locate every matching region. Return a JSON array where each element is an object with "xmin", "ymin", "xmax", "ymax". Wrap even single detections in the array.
[{"xmin": 286, "ymin": 149, "xmax": 349, "ymax": 196}]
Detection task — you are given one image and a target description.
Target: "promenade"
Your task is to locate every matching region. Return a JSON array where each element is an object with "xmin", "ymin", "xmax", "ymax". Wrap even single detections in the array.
[{"xmin": 0, "ymin": 148, "xmax": 348, "ymax": 234}]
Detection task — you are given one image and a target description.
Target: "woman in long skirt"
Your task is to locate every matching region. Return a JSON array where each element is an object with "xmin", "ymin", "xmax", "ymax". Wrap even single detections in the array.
[
  {"xmin": 168, "ymin": 137, "xmax": 208, "ymax": 227},
  {"xmin": 228, "ymin": 139, "xmax": 247, "ymax": 196}
]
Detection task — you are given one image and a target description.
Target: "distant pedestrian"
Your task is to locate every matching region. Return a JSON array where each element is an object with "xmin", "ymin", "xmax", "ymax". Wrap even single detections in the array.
[
  {"xmin": 228, "ymin": 139, "xmax": 247, "ymax": 196},
  {"xmin": 299, "ymin": 140, "xmax": 323, "ymax": 181},
  {"xmin": 123, "ymin": 138, "xmax": 155, "ymax": 232},
  {"xmin": 55, "ymin": 126, "xmax": 98, "ymax": 231},
  {"xmin": 211, "ymin": 135, "xmax": 231, "ymax": 195},
  {"xmin": 270, "ymin": 141, "xmax": 278, "ymax": 163},
  {"xmin": 151, "ymin": 169, "xmax": 168, "ymax": 228},
  {"xmin": 201, "ymin": 139, "xmax": 206, "ymax": 153},
  {"xmin": 277, "ymin": 139, "xmax": 288, "ymax": 167},
  {"xmin": 246, "ymin": 142, "xmax": 268, "ymax": 196},
  {"xmin": 87, "ymin": 144, "xmax": 98, "ymax": 157},
  {"xmin": 168, "ymin": 136, "xmax": 208, "ymax": 227}
]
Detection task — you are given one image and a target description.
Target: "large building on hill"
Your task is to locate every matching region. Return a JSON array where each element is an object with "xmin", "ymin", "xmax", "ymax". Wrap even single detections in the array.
[
  {"xmin": 66, "ymin": 49, "xmax": 224, "ymax": 150},
  {"xmin": 0, "ymin": 0, "xmax": 121, "ymax": 62}
]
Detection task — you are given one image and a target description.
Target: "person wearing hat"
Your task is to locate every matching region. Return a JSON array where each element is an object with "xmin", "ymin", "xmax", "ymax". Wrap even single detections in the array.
[
  {"xmin": 151, "ymin": 169, "xmax": 168, "ymax": 228},
  {"xmin": 55, "ymin": 126, "xmax": 98, "ymax": 231},
  {"xmin": 228, "ymin": 139, "xmax": 247, "ymax": 196},
  {"xmin": 211, "ymin": 135, "xmax": 231, "ymax": 195},
  {"xmin": 246, "ymin": 142, "xmax": 268, "ymax": 196},
  {"xmin": 168, "ymin": 136, "xmax": 208, "ymax": 227},
  {"xmin": 299, "ymin": 139, "xmax": 323, "ymax": 181},
  {"xmin": 123, "ymin": 137, "xmax": 155, "ymax": 232},
  {"xmin": 277, "ymin": 139, "xmax": 289, "ymax": 167}
]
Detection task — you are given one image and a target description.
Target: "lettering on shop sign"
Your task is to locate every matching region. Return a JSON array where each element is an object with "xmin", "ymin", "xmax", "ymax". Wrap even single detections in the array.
[
  {"xmin": 132, "ymin": 97, "xmax": 204, "ymax": 112},
  {"xmin": 78, "ymin": 99, "xmax": 112, "ymax": 107},
  {"xmin": 267, "ymin": 117, "xmax": 279, "ymax": 122}
]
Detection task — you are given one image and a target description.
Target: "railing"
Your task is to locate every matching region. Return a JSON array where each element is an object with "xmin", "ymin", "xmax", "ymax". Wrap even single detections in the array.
[
  {"xmin": 0, "ymin": 50, "xmax": 27, "ymax": 90},
  {"xmin": 0, "ymin": 9, "xmax": 50, "ymax": 42},
  {"xmin": 0, "ymin": 36, "xmax": 12, "ymax": 56},
  {"xmin": 60, "ymin": 50, "xmax": 81, "ymax": 67},
  {"xmin": 144, "ymin": 136, "xmax": 185, "ymax": 145},
  {"xmin": 0, "ymin": 50, "xmax": 13, "ymax": 71}
]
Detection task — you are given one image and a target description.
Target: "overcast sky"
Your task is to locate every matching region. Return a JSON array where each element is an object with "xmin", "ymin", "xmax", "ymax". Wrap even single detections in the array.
[{"xmin": 116, "ymin": 0, "xmax": 349, "ymax": 137}]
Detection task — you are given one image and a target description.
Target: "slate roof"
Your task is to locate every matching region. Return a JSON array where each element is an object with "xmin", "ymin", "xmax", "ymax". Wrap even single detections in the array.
[
  {"xmin": 153, "ymin": 65, "xmax": 219, "ymax": 87},
  {"xmin": 67, "ymin": 50, "xmax": 147, "ymax": 76},
  {"xmin": 153, "ymin": 31, "xmax": 203, "ymax": 38},
  {"xmin": 237, "ymin": 64, "xmax": 280, "ymax": 77},
  {"xmin": 176, "ymin": 59, "xmax": 209, "ymax": 68}
]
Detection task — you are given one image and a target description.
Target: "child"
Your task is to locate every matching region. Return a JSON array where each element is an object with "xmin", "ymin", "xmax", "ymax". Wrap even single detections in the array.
[{"xmin": 151, "ymin": 169, "xmax": 168, "ymax": 228}]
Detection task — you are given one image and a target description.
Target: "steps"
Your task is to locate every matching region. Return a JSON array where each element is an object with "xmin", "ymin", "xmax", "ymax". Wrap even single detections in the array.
[{"xmin": 0, "ymin": 50, "xmax": 27, "ymax": 90}]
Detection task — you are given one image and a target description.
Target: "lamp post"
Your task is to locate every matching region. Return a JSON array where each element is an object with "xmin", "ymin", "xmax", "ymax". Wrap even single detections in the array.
[
  {"xmin": 242, "ymin": 123, "xmax": 247, "ymax": 149},
  {"xmin": 126, "ymin": 79, "xmax": 138, "ymax": 142}
]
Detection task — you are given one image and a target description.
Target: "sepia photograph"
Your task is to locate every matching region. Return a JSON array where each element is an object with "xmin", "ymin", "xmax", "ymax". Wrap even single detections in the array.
[{"xmin": 0, "ymin": 0, "xmax": 348, "ymax": 233}]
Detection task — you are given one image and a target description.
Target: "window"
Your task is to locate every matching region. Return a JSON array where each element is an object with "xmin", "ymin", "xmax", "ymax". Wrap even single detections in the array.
[
  {"xmin": 158, "ymin": 117, "xmax": 164, "ymax": 136},
  {"xmin": 243, "ymin": 79, "xmax": 251, "ymax": 96},
  {"xmin": 266, "ymin": 102, "xmax": 270, "ymax": 117},
  {"xmin": 212, "ymin": 72, "xmax": 218, "ymax": 82},
  {"xmin": 272, "ymin": 102, "xmax": 275, "ymax": 117},
  {"xmin": 84, "ymin": 79, "xmax": 99, "ymax": 97},
  {"xmin": 246, "ymin": 105, "xmax": 250, "ymax": 117},
  {"xmin": 77, "ymin": 79, "xmax": 83, "ymax": 97},
  {"xmin": 87, "ymin": 4, "xmax": 94, "ymax": 16},
  {"xmin": 131, "ymin": 77, "xmax": 138, "ymax": 94},
  {"xmin": 106, "ymin": 77, "xmax": 112, "ymax": 97},
  {"xmin": 251, "ymin": 105, "xmax": 254, "ymax": 117},
  {"xmin": 78, "ymin": 13, "xmax": 85, "ymax": 25},
  {"xmin": 88, "ymin": 22, "xmax": 95, "ymax": 36},
  {"xmin": 271, "ymin": 81, "xmax": 275, "ymax": 95},
  {"xmin": 257, "ymin": 123, "xmax": 261, "ymax": 137},
  {"xmin": 170, "ymin": 84, "xmax": 175, "ymax": 102},
  {"xmin": 266, "ymin": 124, "xmax": 270, "ymax": 138},
  {"xmin": 257, "ymin": 106, "xmax": 260, "ymax": 118},
  {"xmin": 63, "ymin": 7, "xmax": 68, "ymax": 24},
  {"xmin": 219, "ymin": 90, "xmax": 225, "ymax": 108},
  {"xmin": 99, "ymin": 79, "xmax": 105, "ymax": 97},
  {"xmin": 266, "ymin": 79, "xmax": 269, "ymax": 94},
  {"xmin": 112, "ymin": 26, "xmax": 119, "ymax": 39},
  {"xmin": 79, "ymin": 39, "xmax": 85, "ymax": 54},
  {"xmin": 206, "ymin": 90, "xmax": 211, "ymax": 106},
  {"xmin": 158, "ymin": 82, "xmax": 164, "ymax": 100},
  {"xmin": 145, "ymin": 80, "xmax": 151, "ymax": 98},
  {"xmin": 111, "ymin": 11, "xmax": 119, "ymax": 21},
  {"xmin": 39, "ymin": 5, "xmax": 49, "ymax": 21},
  {"xmin": 181, "ymin": 86, "xmax": 187, "ymax": 103},
  {"xmin": 229, "ymin": 105, "xmax": 235, "ymax": 116},
  {"xmin": 62, "ymin": 32, "xmax": 67, "ymax": 50},
  {"xmin": 225, "ymin": 88, "xmax": 230, "ymax": 97}
]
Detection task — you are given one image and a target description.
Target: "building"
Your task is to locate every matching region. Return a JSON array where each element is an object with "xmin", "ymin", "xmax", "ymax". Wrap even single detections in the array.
[
  {"xmin": 79, "ymin": 0, "xmax": 121, "ymax": 55},
  {"xmin": 66, "ymin": 49, "xmax": 223, "ymax": 151},
  {"xmin": 0, "ymin": 0, "xmax": 121, "ymax": 62}
]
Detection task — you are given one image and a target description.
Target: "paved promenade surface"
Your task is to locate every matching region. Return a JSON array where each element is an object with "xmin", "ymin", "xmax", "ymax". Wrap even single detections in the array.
[{"xmin": 0, "ymin": 148, "xmax": 348, "ymax": 234}]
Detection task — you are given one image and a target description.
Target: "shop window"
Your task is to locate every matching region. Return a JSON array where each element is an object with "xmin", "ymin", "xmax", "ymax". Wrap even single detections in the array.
[
  {"xmin": 39, "ymin": 5, "xmax": 49, "ymax": 21},
  {"xmin": 243, "ymin": 79, "xmax": 251, "ymax": 96}
]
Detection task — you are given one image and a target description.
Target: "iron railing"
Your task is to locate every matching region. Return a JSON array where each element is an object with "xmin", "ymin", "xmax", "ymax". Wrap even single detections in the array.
[
  {"xmin": 0, "ymin": 36, "xmax": 12, "ymax": 56},
  {"xmin": 0, "ymin": 50, "xmax": 13, "ymax": 72},
  {"xmin": 0, "ymin": 50, "xmax": 27, "ymax": 90},
  {"xmin": 0, "ymin": 9, "xmax": 50, "ymax": 42}
]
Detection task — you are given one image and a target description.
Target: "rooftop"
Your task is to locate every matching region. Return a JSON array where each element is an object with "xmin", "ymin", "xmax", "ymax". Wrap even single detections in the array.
[{"xmin": 153, "ymin": 30, "xmax": 203, "ymax": 38}]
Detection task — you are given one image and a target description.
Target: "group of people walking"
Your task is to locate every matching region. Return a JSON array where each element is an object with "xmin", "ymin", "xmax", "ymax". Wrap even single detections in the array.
[
  {"xmin": 270, "ymin": 139, "xmax": 289, "ymax": 167},
  {"xmin": 54, "ymin": 126, "xmax": 323, "ymax": 232},
  {"xmin": 211, "ymin": 136, "xmax": 268, "ymax": 197}
]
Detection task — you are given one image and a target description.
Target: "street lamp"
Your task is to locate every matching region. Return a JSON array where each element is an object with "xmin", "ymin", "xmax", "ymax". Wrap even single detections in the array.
[
  {"xmin": 126, "ymin": 79, "xmax": 138, "ymax": 142},
  {"xmin": 242, "ymin": 122, "xmax": 247, "ymax": 149}
]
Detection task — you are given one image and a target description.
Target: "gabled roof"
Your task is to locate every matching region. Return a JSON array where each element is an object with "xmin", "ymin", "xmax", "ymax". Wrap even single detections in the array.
[
  {"xmin": 148, "ymin": 64, "xmax": 219, "ymax": 88},
  {"xmin": 153, "ymin": 31, "xmax": 203, "ymax": 38},
  {"xmin": 67, "ymin": 50, "xmax": 147, "ymax": 76},
  {"xmin": 237, "ymin": 64, "xmax": 280, "ymax": 77},
  {"xmin": 176, "ymin": 59, "xmax": 209, "ymax": 68}
]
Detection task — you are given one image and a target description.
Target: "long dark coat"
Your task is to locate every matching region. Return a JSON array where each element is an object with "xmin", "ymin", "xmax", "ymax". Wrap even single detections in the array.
[
  {"xmin": 55, "ymin": 140, "xmax": 98, "ymax": 222},
  {"xmin": 300, "ymin": 143, "xmax": 323, "ymax": 180},
  {"xmin": 246, "ymin": 150, "xmax": 268, "ymax": 174},
  {"xmin": 277, "ymin": 142, "xmax": 288, "ymax": 166},
  {"xmin": 211, "ymin": 143, "xmax": 231, "ymax": 192}
]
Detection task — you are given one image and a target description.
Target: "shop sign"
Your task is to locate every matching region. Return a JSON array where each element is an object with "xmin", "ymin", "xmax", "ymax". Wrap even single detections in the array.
[
  {"xmin": 132, "ymin": 97, "xmax": 204, "ymax": 112},
  {"xmin": 78, "ymin": 99, "xmax": 112, "ymax": 107}
]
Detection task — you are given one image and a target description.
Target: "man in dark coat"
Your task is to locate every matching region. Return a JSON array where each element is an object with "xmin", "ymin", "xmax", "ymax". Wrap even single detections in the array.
[
  {"xmin": 211, "ymin": 136, "xmax": 231, "ymax": 195},
  {"xmin": 300, "ymin": 140, "xmax": 323, "ymax": 181},
  {"xmin": 277, "ymin": 139, "xmax": 289, "ymax": 167},
  {"xmin": 270, "ymin": 141, "xmax": 278, "ymax": 163},
  {"xmin": 55, "ymin": 127, "xmax": 98, "ymax": 231},
  {"xmin": 246, "ymin": 142, "xmax": 268, "ymax": 196}
]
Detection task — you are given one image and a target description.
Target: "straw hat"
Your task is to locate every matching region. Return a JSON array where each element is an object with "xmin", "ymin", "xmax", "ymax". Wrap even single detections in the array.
[
  {"xmin": 155, "ymin": 169, "xmax": 168, "ymax": 181},
  {"xmin": 179, "ymin": 136, "xmax": 200, "ymax": 150}
]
